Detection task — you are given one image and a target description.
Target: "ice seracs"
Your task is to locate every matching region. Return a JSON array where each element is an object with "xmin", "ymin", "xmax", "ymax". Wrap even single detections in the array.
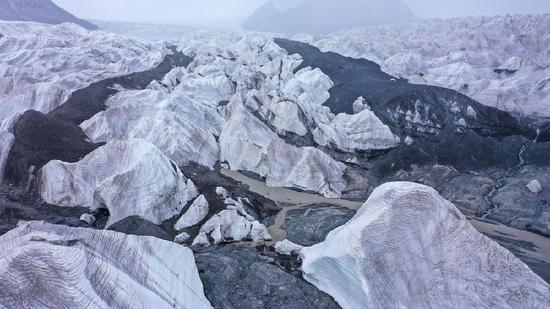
[
  {"xmin": 192, "ymin": 194, "xmax": 272, "ymax": 246},
  {"xmin": 301, "ymin": 182, "xmax": 550, "ymax": 308},
  {"xmin": 0, "ymin": 21, "xmax": 165, "ymax": 180},
  {"xmin": 301, "ymin": 15, "xmax": 550, "ymax": 117},
  {"xmin": 0, "ymin": 22, "xmax": 164, "ymax": 127},
  {"xmin": 81, "ymin": 83, "xmax": 224, "ymax": 169},
  {"xmin": 220, "ymin": 97, "xmax": 347, "ymax": 198},
  {"xmin": 0, "ymin": 221, "xmax": 212, "ymax": 308},
  {"xmin": 79, "ymin": 213, "xmax": 96, "ymax": 225},
  {"xmin": 39, "ymin": 139, "xmax": 198, "ymax": 227},
  {"xmin": 274, "ymin": 239, "xmax": 304, "ymax": 255}
]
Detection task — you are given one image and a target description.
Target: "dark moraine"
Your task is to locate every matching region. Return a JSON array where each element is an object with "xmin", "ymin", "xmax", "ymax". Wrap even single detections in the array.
[
  {"xmin": 274, "ymin": 39, "xmax": 549, "ymax": 177},
  {"xmin": 194, "ymin": 244, "xmax": 339, "ymax": 309},
  {"xmin": 4, "ymin": 48, "xmax": 192, "ymax": 188},
  {"xmin": 108, "ymin": 216, "xmax": 173, "ymax": 241},
  {"xmin": 281, "ymin": 204, "xmax": 356, "ymax": 246},
  {"xmin": 0, "ymin": 184, "xmax": 102, "ymax": 236}
]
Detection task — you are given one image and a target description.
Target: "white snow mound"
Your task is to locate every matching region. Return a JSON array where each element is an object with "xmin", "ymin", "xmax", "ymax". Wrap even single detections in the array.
[
  {"xmin": 301, "ymin": 182, "xmax": 550, "ymax": 308},
  {"xmin": 39, "ymin": 139, "xmax": 198, "ymax": 227}
]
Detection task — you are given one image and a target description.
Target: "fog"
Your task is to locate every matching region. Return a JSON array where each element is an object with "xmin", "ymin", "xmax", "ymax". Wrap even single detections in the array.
[
  {"xmin": 403, "ymin": 0, "xmax": 550, "ymax": 18},
  {"xmin": 54, "ymin": 0, "xmax": 550, "ymax": 25}
]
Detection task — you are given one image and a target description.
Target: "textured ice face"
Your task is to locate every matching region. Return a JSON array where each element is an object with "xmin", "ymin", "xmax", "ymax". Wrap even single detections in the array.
[
  {"xmin": 300, "ymin": 15, "xmax": 550, "ymax": 117},
  {"xmin": 300, "ymin": 182, "xmax": 550, "ymax": 308},
  {"xmin": 39, "ymin": 139, "xmax": 198, "ymax": 227},
  {"xmin": 0, "ymin": 221, "xmax": 212, "ymax": 308},
  {"xmin": 81, "ymin": 82, "xmax": 224, "ymax": 169},
  {"xmin": 220, "ymin": 97, "xmax": 347, "ymax": 198},
  {"xmin": 192, "ymin": 194, "xmax": 272, "ymax": 246}
]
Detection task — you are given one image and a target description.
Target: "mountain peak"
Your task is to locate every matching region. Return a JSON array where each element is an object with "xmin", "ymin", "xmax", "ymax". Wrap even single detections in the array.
[
  {"xmin": 0, "ymin": 0, "xmax": 98, "ymax": 30},
  {"xmin": 243, "ymin": 0, "xmax": 413, "ymax": 34}
]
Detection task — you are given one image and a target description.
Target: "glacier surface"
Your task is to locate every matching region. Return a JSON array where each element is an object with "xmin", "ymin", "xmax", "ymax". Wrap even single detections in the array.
[
  {"xmin": 0, "ymin": 221, "xmax": 212, "ymax": 308},
  {"xmin": 301, "ymin": 182, "xmax": 550, "ymax": 308},
  {"xmin": 39, "ymin": 139, "xmax": 198, "ymax": 227},
  {"xmin": 299, "ymin": 15, "xmax": 550, "ymax": 117}
]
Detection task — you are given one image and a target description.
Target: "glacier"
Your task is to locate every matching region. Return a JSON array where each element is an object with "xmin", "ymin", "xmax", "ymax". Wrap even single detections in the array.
[
  {"xmin": 301, "ymin": 182, "xmax": 550, "ymax": 308},
  {"xmin": 0, "ymin": 221, "xmax": 212, "ymax": 308},
  {"xmin": 39, "ymin": 139, "xmax": 198, "ymax": 227},
  {"xmin": 0, "ymin": 21, "xmax": 164, "ymax": 180},
  {"xmin": 299, "ymin": 14, "xmax": 550, "ymax": 117}
]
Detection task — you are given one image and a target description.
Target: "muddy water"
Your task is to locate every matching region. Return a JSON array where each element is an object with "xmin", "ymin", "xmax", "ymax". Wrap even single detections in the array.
[
  {"xmin": 220, "ymin": 169, "xmax": 362, "ymax": 243},
  {"xmin": 470, "ymin": 217, "xmax": 550, "ymax": 264},
  {"xmin": 221, "ymin": 169, "xmax": 550, "ymax": 262}
]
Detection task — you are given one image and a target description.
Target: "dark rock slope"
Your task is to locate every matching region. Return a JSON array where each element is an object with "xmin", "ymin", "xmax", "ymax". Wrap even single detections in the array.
[
  {"xmin": 194, "ymin": 244, "xmax": 339, "ymax": 309},
  {"xmin": 274, "ymin": 39, "xmax": 546, "ymax": 176},
  {"xmin": 274, "ymin": 38, "xmax": 550, "ymax": 239},
  {"xmin": 0, "ymin": 0, "xmax": 98, "ymax": 30}
]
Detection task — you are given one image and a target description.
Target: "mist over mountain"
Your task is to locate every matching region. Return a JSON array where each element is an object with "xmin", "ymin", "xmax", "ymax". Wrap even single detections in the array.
[
  {"xmin": 0, "ymin": 0, "xmax": 97, "ymax": 30},
  {"xmin": 243, "ymin": 0, "xmax": 413, "ymax": 34}
]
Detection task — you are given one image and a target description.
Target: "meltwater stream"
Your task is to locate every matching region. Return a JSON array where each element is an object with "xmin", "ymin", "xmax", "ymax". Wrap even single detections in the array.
[
  {"xmin": 221, "ymin": 167, "xmax": 550, "ymax": 282},
  {"xmin": 220, "ymin": 169, "xmax": 363, "ymax": 243},
  {"xmin": 482, "ymin": 129, "xmax": 541, "ymax": 219}
]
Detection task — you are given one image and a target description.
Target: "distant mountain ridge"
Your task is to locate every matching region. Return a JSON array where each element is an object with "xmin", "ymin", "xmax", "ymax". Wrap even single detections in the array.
[
  {"xmin": 243, "ymin": 0, "xmax": 413, "ymax": 34},
  {"xmin": 0, "ymin": 0, "xmax": 98, "ymax": 30}
]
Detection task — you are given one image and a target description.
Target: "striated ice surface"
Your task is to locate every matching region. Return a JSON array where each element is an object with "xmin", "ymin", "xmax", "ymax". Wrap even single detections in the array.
[
  {"xmin": 39, "ymin": 139, "xmax": 198, "ymax": 227},
  {"xmin": 301, "ymin": 182, "xmax": 550, "ymax": 308},
  {"xmin": 0, "ymin": 221, "xmax": 212, "ymax": 308},
  {"xmin": 81, "ymin": 80, "xmax": 224, "ymax": 169},
  {"xmin": 221, "ymin": 97, "xmax": 347, "ymax": 198},
  {"xmin": 299, "ymin": 15, "xmax": 550, "ymax": 117},
  {"xmin": 0, "ymin": 130, "xmax": 14, "ymax": 180},
  {"xmin": 175, "ymin": 194, "xmax": 210, "ymax": 231}
]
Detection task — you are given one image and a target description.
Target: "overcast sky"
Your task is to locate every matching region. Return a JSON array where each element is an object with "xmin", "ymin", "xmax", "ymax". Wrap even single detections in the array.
[{"xmin": 54, "ymin": 0, "xmax": 550, "ymax": 25}]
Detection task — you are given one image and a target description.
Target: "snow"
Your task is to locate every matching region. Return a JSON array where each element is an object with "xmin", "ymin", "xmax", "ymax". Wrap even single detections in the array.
[
  {"xmin": 174, "ymin": 232, "xmax": 191, "ymax": 244},
  {"xmin": 174, "ymin": 195, "xmax": 210, "ymax": 230},
  {"xmin": 39, "ymin": 139, "xmax": 198, "ymax": 227},
  {"xmin": 79, "ymin": 213, "xmax": 96, "ymax": 225},
  {"xmin": 301, "ymin": 182, "xmax": 550, "ymax": 308},
  {"xmin": 0, "ymin": 221, "xmax": 212, "ymax": 308},
  {"xmin": 299, "ymin": 14, "xmax": 550, "ymax": 117},
  {"xmin": 526, "ymin": 180, "xmax": 543, "ymax": 194},
  {"xmin": 274, "ymin": 239, "xmax": 304, "ymax": 255}
]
